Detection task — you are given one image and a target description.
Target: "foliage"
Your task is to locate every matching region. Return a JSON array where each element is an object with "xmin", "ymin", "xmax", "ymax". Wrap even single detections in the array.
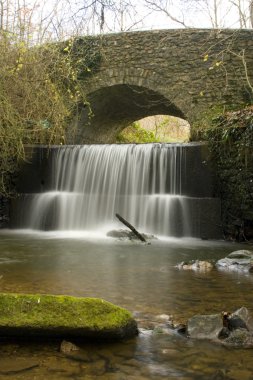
[
  {"xmin": 190, "ymin": 106, "xmax": 226, "ymax": 141},
  {"xmin": 151, "ymin": 116, "xmax": 189, "ymax": 142},
  {"xmin": 68, "ymin": 37, "xmax": 103, "ymax": 80},
  {"xmin": 205, "ymin": 106, "xmax": 253, "ymax": 239},
  {"xmin": 0, "ymin": 32, "xmax": 98, "ymax": 195},
  {"xmin": 117, "ymin": 116, "xmax": 190, "ymax": 143},
  {"xmin": 116, "ymin": 121, "xmax": 159, "ymax": 143}
]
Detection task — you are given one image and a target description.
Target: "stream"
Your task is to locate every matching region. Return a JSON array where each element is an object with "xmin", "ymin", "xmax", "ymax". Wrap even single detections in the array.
[{"xmin": 0, "ymin": 230, "xmax": 252, "ymax": 379}]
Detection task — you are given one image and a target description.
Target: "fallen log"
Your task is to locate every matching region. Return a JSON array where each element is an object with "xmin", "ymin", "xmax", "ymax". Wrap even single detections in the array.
[{"xmin": 115, "ymin": 213, "xmax": 147, "ymax": 242}]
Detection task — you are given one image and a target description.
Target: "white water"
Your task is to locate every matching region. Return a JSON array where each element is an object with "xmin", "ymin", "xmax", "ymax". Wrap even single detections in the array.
[{"xmin": 20, "ymin": 144, "xmax": 195, "ymax": 236}]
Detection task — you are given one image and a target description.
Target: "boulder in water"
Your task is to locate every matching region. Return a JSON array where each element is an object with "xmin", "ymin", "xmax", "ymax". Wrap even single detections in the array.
[
  {"xmin": 186, "ymin": 307, "xmax": 253, "ymax": 348},
  {"xmin": 176, "ymin": 260, "xmax": 213, "ymax": 272},
  {"xmin": 228, "ymin": 250, "xmax": 253, "ymax": 259},
  {"xmin": 107, "ymin": 229, "xmax": 157, "ymax": 241},
  {"xmin": 187, "ymin": 313, "xmax": 223, "ymax": 340},
  {"xmin": 216, "ymin": 250, "xmax": 253, "ymax": 273},
  {"xmin": 0, "ymin": 293, "xmax": 138, "ymax": 341},
  {"xmin": 228, "ymin": 306, "xmax": 253, "ymax": 331},
  {"xmin": 60, "ymin": 340, "xmax": 80, "ymax": 354}
]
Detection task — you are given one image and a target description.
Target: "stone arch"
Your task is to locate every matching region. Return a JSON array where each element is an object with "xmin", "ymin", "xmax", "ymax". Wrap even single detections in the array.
[
  {"xmin": 68, "ymin": 84, "xmax": 187, "ymax": 144},
  {"xmin": 66, "ymin": 29, "xmax": 253, "ymax": 143}
]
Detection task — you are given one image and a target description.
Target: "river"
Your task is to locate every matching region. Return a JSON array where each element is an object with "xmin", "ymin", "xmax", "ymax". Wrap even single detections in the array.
[{"xmin": 0, "ymin": 230, "xmax": 252, "ymax": 379}]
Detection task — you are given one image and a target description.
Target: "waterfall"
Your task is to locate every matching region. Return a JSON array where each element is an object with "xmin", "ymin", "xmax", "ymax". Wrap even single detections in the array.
[{"xmin": 18, "ymin": 144, "xmax": 199, "ymax": 237}]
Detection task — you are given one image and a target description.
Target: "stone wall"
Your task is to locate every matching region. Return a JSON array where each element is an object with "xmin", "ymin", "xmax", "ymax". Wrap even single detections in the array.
[
  {"xmin": 206, "ymin": 107, "xmax": 253, "ymax": 240},
  {"xmin": 68, "ymin": 29, "xmax": 253, "ymax": 143}
]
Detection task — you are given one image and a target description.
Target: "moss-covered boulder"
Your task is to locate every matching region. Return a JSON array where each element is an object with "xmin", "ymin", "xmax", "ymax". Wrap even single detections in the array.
[{"xmin": 0, "ymin": 293, "xmax": 138, "ymax": 340}]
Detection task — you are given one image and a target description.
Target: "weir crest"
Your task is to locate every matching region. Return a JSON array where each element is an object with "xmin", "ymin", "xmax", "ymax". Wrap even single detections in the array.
[{"xmin": 12, "ymin": 143, "xmax": 221, "ymax": 239}]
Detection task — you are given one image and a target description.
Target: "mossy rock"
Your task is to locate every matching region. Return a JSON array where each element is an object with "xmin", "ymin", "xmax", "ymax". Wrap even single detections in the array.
[{"xmin": 0, "ymin": 293, "xmax": 138, "ymax": 341}]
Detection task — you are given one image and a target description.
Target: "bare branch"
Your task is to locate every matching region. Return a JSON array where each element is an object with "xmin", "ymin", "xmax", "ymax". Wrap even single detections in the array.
[
  {"xmin": 144, "ymin": 0, "xmax": 190, "ymax": 27},
  {"xmin": 250, "ymin": 0, "xmax": 253, "ymax": 27}
]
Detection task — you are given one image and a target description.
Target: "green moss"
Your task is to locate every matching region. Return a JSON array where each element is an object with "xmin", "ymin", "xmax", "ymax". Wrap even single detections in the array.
[
  {"xmin": 116, "ymin": 122, "xmax": 158, "ymax": 143},
  {"xmin": 0, "ymin": 293, "xmax": 137, "ymax": 338}
]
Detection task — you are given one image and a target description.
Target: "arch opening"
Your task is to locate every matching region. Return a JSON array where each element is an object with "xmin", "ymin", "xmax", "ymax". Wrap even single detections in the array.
[
  {"xmin": 117, "ymin": 115, "xmax": 190, "ymax": 143},
  {"xmin": 68, "ymin": 84, "xmax": 190, "ymax": 144}
]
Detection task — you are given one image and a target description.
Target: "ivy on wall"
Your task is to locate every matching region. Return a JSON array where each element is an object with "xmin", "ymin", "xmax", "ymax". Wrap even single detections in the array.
[{"xmin": 206, "ymin": 106, "xmax": 253, "ymax": 240}]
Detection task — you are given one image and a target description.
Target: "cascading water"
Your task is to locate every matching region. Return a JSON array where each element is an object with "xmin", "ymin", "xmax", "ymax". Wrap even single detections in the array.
[{"xmin": 18, "ymin": 144, "xmax": 196, "ymax": 237}]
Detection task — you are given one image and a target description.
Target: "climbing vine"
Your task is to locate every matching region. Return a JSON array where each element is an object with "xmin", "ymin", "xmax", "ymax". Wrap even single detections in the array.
[{"xmin": 205, "ymin": 106, "xmax": 253, "ymax": 240}]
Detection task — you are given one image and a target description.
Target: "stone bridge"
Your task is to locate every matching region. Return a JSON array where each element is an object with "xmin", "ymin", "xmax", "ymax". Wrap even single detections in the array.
[{"xmin": 69, "ymin": 29, "xmax": 253, "ymax": 143}]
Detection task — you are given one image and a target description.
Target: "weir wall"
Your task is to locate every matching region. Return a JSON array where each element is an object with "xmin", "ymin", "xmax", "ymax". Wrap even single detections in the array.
[{"xmin": 8, "ymin": 143, "xmax": 222, "ymax": 239}]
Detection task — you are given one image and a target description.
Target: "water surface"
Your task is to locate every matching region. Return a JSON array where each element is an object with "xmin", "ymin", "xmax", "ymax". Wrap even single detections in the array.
[{"xmin": 0, "ymin": 231, "xmax": 252, "ymax": 379}]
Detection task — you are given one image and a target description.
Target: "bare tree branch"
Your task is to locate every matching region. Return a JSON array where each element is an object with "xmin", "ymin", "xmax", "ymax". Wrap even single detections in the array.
[
  {"xmin": 144, "ymin": 0, "xmax": 190, "ymax": 27},
  {"xmin": 250, "ymin": 0, "xmax": 253, "ymax": 26}
]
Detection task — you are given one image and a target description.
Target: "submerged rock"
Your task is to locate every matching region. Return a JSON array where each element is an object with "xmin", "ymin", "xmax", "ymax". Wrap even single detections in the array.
[
  {"xmin": 0, "ymin": 293, "xmax": 138, "ymax": 340},
  {"xmin": 107, "ymin": 229, "xmax": 157, "ymax": 241},
  {"xmin": 176, "ymin": 260, "xmax": 213, "ymax": 272},
  {"xmin": 187, "ymin": 313, "xmax": 223, "ymax": 340},
  {"xmin": 216, "ymin": 250, "xmax": 253, "ymax": 273},
  {"xmin": 60, "ymin": 340, "xmax": 80, "ymax": 354},
  {"xmin": 223, "ymin": 328, "xmax": 253, "ymax": 347}
]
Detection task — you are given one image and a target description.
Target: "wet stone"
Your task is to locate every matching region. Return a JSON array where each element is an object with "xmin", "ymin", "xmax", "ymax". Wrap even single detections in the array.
[
  {"xmin": 231, "ymin": 306, "xmax": 253, "ymax": 330},
  {"xmin": 218, "ymin": 327, "xmax": 230, "ymax": 339},
  {"xmin": 187, "ymin": 313, "xmax": 223, "ymax": 340},
  {"xmin": 216, "ymin": 250, "xmax": 253, "ymax": 273},
  {"xmin": 153, "ymin": 325, "xmax": 175, "ymax": 335},
  {"xmin": 186, "ymin": 307, "xmax": 253, "ymax": 347},
  {"xmin": 176, "ymin": 260, "xmax": 213, "ymax": 272},
  {"xmin": 223, "ymin": 328, "xmax": 253, "ymax": 347},
  {"xmin": 228, "ymin": 315, "xmax": 248, "ymax": 331},
  {"xmin": 60, "ymin": 340, "xmax": 80, "ymax": 354},
  {"xmin": 228, "ymin": 250, "xmax": 253, "ymax": 259}
]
